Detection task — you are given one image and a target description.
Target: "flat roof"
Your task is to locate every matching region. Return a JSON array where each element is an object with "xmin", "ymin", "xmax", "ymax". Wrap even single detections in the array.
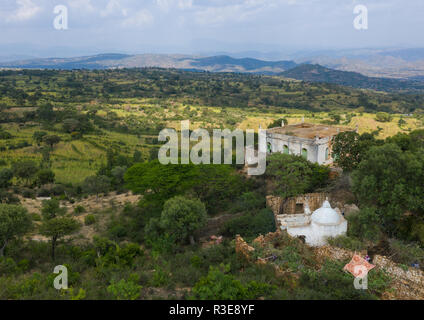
[{"xmin": 267, "ymin": 123, "xmax": 352, "ymax": 139}]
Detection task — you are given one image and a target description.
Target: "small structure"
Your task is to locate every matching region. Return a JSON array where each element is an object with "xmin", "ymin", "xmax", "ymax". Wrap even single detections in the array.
[
  {"xmin": 265, "ymin": 122, "xmax": 351, "ymax": 165},
  {"xmin": 277, "ymin": 198, "xmax": 347, "ymax": 246}
]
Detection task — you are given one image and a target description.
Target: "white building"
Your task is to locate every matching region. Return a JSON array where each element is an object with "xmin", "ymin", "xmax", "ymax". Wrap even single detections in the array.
[
  {"xmin": 265, "ymin": 121, "xmax": 352, "ymax": 165},
  {"xmin": 278, "ymin": 199, "xmax": 347, "ymax": 246}
]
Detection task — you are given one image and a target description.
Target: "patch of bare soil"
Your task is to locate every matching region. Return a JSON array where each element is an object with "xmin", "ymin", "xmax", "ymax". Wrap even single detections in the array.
[
  {"xmin": 199, "ymin": 212, "xmax": 244, "ymax": 242},
  {"xmin": 21, "ymin": 192, "xmax": 140, "ymax": 243}
]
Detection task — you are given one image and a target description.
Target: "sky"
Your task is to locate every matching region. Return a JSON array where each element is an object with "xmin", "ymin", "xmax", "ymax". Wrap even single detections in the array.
[{"xmin": 0, "ymin": 0, "xmax": 423, "ymax": 58}]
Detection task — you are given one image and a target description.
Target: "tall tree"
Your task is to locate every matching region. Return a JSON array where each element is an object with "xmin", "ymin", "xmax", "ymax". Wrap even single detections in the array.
[
  {"xmin": 352, "ymin": 143, "xmax": 424, "ymax": 236},
  {"xmin": 12, "ymin": 161, "xmax": 38, "ymax": 185},
  {"xmin": 0, "ymin": 204, "xmax": 32, "ymax": 256},
  {"xmin": 160, "ymin": 196, "xmax": 207, "ymax": 245},
  {"xmin": 40, "ymin": 217, "xmax": 81, "ymax": 260}
]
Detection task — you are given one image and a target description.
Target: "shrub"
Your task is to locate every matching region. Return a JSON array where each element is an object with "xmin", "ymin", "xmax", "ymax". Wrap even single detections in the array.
[
  {"xmin": 191, "ymin": 264, "xmax": 274, "ymax": 300},
  {"xmin": 74, "ymin": 205, "xmax": 86, "ymax": 215},
  {"xmin": 107, "ymin": 277, "xmax": 142, "ymax": 300},
  {"xmin": 21, "ymin": 188, "xmax": 35, "ymax": 199},
  {"xmin": 327, "ymin": 235, "xmax": 366, "ymax": 251},
  {"xmin": 160, "ymin": 196, "xmax": 207, "ymax": 244},
  {"xmin": 84, "ymin": 215, "xmax": 96, "ymax": 226},
  {"xmin": 229, "ymin": 192, "xmax": 265, "ymax": 213},
  {"xmin": 221, "ymin": 209, "xmax": 275, "ymax": 239},
  {"xmin": 347, "ymin": 207, "xmax": 382, "ymax": 242}
]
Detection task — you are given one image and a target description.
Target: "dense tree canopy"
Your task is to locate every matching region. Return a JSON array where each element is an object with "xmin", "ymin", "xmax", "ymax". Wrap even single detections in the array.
[
  {"xmin": 0, "ymin": 204, "xmax": 32, "ymax": 256},
  {"xmin": 160, "ymin": 196, "xmax": 207, "ymax": 244},
  {"xmin": 265, "ymin": 153, "xmax": 330, "ymax": 198},
  {"xmin": 352, "ymin": 143, "xmax": 424, "ymax": 236}
]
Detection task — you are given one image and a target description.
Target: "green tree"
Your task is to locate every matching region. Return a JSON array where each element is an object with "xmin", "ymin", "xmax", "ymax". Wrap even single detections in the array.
[
  {"xmin": 32, "ymin": 131, "xmax": 47, "ymax": 146},
  {"xmin": 36, "ymin": 169, "xmax": 55, "ymax": 186},
  {"xmin": 0, "ymin": 204, "xmax": 32, "ymax": 256},
  {"xmin": 160, "ymin": 196, "xmax": 207, "ymax": 244},
  {"xmin": 0, "ymin": 168, "xmax": 13, "ymax": 189},
  {"xmin": 133, "ymin": 150, "xmax": 142, "ymax": 163},
  {"xmin": 41, "ymin": 199, "xmax": 66, "ymax": 220},
  {"xmin": 62, "ymin": 118, "xmax": 81, "ymax": 133},
  {"xmin": 40, "ymin": 217, "xmax": 81, "ymax": 260},
  {"xmin": 266, "ymin": 153, "xmax": 312, "ymax": 199},
  {"xmin": 375, "ymin": 112, "xmax": 392, "ymax": 123},
  {"xmin": 398, "ymin": 117, "xmax": 406, "ymax": 127},
  {"xmin": 332, "ymin": 131, "xmax": 379, "ymax": 171},
  {"xmin": 43, "ymin": 135, "xmax": 61, "ymax": 149},
  {"xmin": 347, "ymin": 207, "xmax": 382, "ymax": 241},
  {"xmin": 125, "ymin": 161, "xmax": 246, "ymax": 214},
  {"xmin": 352, "ymin": 143, "xmax": 424, "ymax": 236},
  {"xmin": 268, "ymin": 118, "xmax": 288, "ymax": 128},
  {"xmin": 111, "ymin": 166, "xmax": 127, "ymax": 186},
  {"xmin": 12, "ymin": 161, "xmax": 38, "ymax": 185},
  {"xmin": 82, "ymin": 175, "xmax": 111, "ymax": 198},
  {"xmin": 329, "ymin": 113, "xmax": 341, "ymax": 124},
  {"xmin": 37, "ymin": 104, "xmax": 55, "ymax": 122}
]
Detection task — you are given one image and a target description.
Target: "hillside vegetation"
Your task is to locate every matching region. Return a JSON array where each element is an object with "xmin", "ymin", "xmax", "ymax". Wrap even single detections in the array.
[{"xmin": 0, "ymin": 68, "xmax": 423, "ymax": 300}]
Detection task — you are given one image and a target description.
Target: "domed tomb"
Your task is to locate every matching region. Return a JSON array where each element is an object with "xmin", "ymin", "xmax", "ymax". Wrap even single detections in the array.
[{"xmin": 311, "ymin": 199, "xmax": 340, "ymax": 225}]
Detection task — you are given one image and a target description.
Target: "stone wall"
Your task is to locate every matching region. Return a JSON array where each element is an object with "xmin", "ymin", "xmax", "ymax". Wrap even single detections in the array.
[
  {"xmin": 315, "ymin": 245, "xmax": 424, "ymax": 300},
  {"xmin": 235, "ymin": 232, "xmax": 297, "ymax": 279},
  {"xmin": 267, "ymin": 193, "xmax": 329, "ymax": 230},
  {"xmin": 282, "ymin": 193, "xmax": 327, "ymax": 215},
  {"xmin": 266, "ymin": 195, "xmax": 283, "ymax": 216}
]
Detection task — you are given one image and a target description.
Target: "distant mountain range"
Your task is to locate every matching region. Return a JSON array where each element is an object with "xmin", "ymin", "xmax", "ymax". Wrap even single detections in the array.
[
  {"xmin": 0, "ymin": 53, "xmax": 296, "ymax": 74},
  {"xmin": 2, "ymin": 53, "xmax": 424, "ymax": 92}
]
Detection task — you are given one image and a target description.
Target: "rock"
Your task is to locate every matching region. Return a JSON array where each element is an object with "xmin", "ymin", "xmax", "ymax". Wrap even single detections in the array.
[{"xmin": 343, "ymin": 204, "xmax": 360, "ymax": 217}]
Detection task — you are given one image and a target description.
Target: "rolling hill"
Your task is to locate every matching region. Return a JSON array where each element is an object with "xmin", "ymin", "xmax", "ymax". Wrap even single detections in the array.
[
  {"xmin": 0, "ymin": 53, "xmax": 296, "ymax": 74},
  {"xmin": 281, "ymin": 64, "xmax": 424, "ymax": 91}
]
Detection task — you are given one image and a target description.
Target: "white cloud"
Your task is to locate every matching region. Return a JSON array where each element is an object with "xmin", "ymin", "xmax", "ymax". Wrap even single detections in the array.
[
  {"xmin": 101, "ymin": 0, "xmax": 127, "ymax": 17},
  {"xmin": 121, "ymin": 9, "xmax": 154, "ymax": 28},
  {"xmin": 67, "ymin": 0, "xmax": 95, "ymax": 13},
  {"xmin": 156, "ymin": 0, "xmax": 193, "ymax": 12},
  {"xmin": 6, "ymin": 0, "xmax": 41, "ymax": 22},
  {"xmin": 178, "ymin": 0, "xmax": 193, "ymax": 10},
  {"xmin": 194, "ymin": 1, "xmax": 271, "ymax": 26}
]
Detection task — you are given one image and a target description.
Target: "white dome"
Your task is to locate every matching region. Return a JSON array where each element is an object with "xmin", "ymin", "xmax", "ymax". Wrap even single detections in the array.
[{"xmin": 311, "ymin": 200, "xmax": 340, "ymax": 225}]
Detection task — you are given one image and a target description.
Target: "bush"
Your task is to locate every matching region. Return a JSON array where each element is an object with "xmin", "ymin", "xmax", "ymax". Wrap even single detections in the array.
[
  {"xmin": 160, "ymin": 196, "xmax": 207, "ymax": 244},
  {"xmin": 21, "ymin": 188, "xmax": 35, "ymax": 199},
  {"xmin": 36, "ymin": 169, "xmax": 55, "ymax": 186},
  {"xmin": 36, "ymin": 188, "xmax": 51, "ymax": 197},
  {"xmin": 388, "ymin": 239, "xmax": 424, "ymax": 267},
  {"xmin": 327, "ymin": 235, "xmax": 366, "ymax": 251},
  {"xmin": 74, "ymin": 205, "xmax": 86, "ymax": 215},
  {"xmin": 107, "ymin": 277, "xmax": 142, "ymax": 300},
  {"xmin": 347, "ymin": 207, "xmax": 382, "ymax": 242},
  {"xmin": 296, "ymin": 259, "xmax": 390, "ymax": 300},
  {"xmin": 191, "ymin": 264, "xmax": 274, "ymax": 300},
  {"xmin": 376, "ymin": 112, "xmax": 392, "ymax": 122},
  {"xmin": 221, "ymin": 208, "xmax": 275, "ymax": 239},
  {"xmin": 229, "ymin": 192, "xmax": 265, "ymax": 213},
  {"xmin": 84, "ymin": 215, "xmax": 96, "ymax": 226}
]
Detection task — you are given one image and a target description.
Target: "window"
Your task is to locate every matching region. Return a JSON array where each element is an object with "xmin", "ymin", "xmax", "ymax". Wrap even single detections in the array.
[
  {"xmin": 283, "ymin": 145, "xmax": 289, "ymax": 154},
  {"xmin": 325, "ymin": 147, "xmax": 329, "ymax": 160},
  {"xmin": 267, "ymin": 142, "xmax": 272, "ymax": 153},
  {"xmin": 302, "ymin": 148, "xmax": 308, "ymax": 159},
  {"xmin": 295, "ymin": 203, "xmax": 304, "ymax": 214}
]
